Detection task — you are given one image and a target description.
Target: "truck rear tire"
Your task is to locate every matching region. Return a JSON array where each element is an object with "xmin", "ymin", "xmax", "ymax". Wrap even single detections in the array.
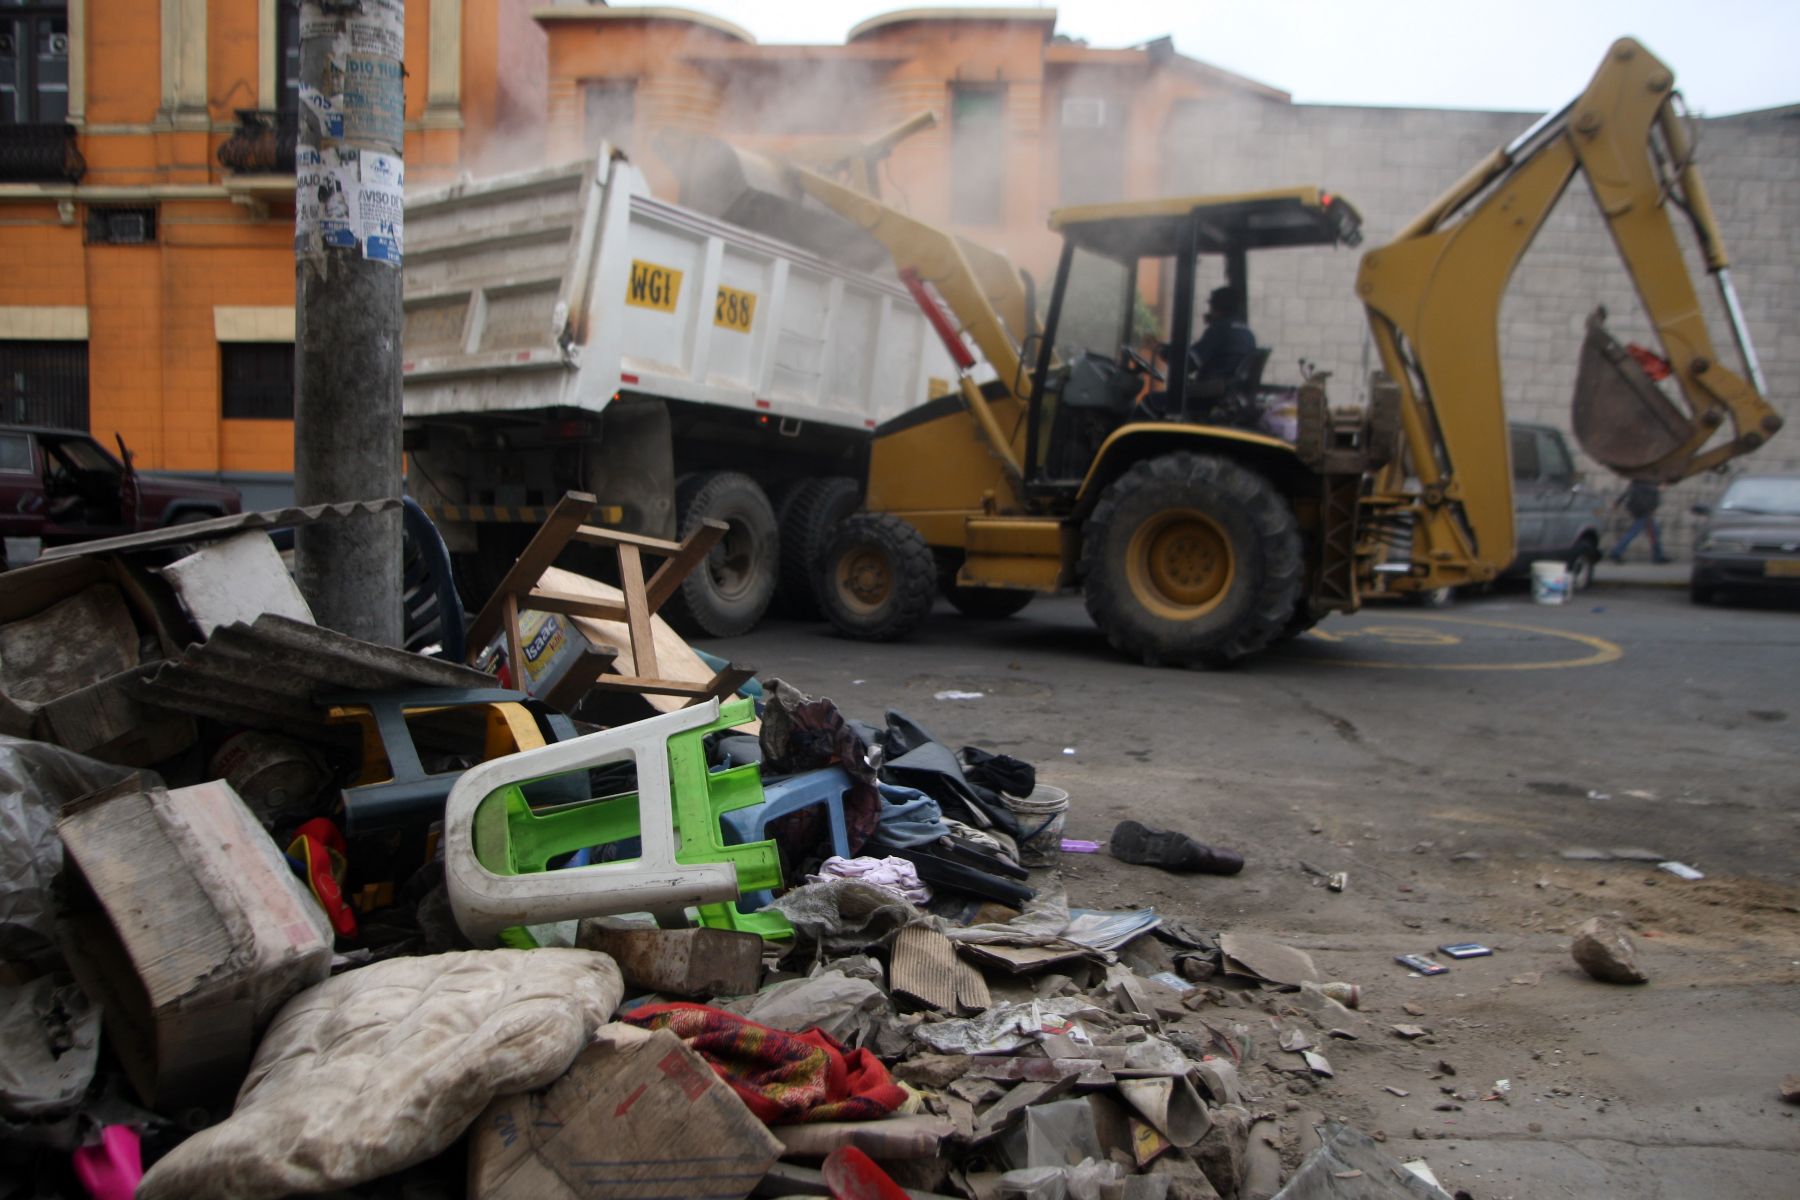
[
  {"xmin": 943, "ymin": 583, "xmax": 1036, "ymax": 619},
  {"xmin": 665, "ymin": 471, "xmax": 778, "ymax": 638},
  {"xmin": 1080, "ymin": 452, "xmax": 1302, "ymax": 667},
  {"xmin": 819, "ymin": 513, "xmax": 936, "ymax": 642},
  {"xmin": 775, "ymin": 476, "xmax": 861, "ymax": 619}
]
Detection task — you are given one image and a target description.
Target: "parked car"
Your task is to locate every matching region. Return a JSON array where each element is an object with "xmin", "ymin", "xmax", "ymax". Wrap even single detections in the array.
[
  {"xmin": 1407, "ymin": 423, "xmax": 1606, "ymax": 604},
  {"xmin": 1505, "ymin": 422, "xmax": 1607, "ymax": 585},
  {"xmin": 0, "ymin": 425, "xmax": 241, "ymax": 568},
  {"xmin": 1689, "ymin": 474, "xmax": 1800, "ymax": 604}
]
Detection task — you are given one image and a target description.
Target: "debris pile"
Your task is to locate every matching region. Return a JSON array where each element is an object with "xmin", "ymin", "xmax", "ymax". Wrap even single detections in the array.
[{"xmin": 0, "ymin": 498, "xmax": 1451, "ymax": 1199}]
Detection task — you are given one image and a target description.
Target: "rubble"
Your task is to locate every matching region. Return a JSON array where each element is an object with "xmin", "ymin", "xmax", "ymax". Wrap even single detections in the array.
[
  {"xmin": 0, "ymin": 498, "xmax": 1529, "ymax": 1200},
  {"xmin": 1570, "ymin": 915, "xmax": 1649, "ymax": 984}
]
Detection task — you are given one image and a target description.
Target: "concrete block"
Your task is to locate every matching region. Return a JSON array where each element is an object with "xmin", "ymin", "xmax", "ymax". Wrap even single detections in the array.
[
  {"xmin": 574, "ymin": 922, "xmax": 763, "ymax": 998},
  {"xmin": 158, "ymin": 531, "xmax": 313, "ymax": 638}
]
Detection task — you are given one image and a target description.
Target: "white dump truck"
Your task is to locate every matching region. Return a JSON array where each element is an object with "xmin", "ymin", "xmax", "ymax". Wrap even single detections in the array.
[{"xmin": 401, "ymin": 148, "xmax": 958, "ymax": 635}]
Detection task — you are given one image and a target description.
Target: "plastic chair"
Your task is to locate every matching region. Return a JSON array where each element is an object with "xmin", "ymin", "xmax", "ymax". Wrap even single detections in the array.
[
  {"xmin": 443, "ymin": 697, "xmax": 791, "ymax": 944},
  {"xmin": 326, "ymin": 687, "xmax": 579, "ymax": 835},
  {"xmin": 400, "ymin": 496, "xmax": 466, "ymax": 661},
  {"xmin": 716, "ymin": 765, "xmax": 855, "ymax": 915},
  {"xmin": 720, "ymin": 766, "xmax": 854, "ymax": 859}
]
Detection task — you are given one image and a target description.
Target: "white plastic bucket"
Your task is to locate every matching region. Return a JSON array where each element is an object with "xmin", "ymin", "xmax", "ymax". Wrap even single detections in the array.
[
  {"xmin": 1530, "ymin": 560, "xmax": 1571, "ymax": 605},
  {"xmin": 1003, "ymin": 784, "xmax": 1070, "ymax": 867}
]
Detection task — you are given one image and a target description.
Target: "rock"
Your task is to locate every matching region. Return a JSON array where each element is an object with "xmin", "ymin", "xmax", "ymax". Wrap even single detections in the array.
[
  {"xmin": 1781, "ymin": 1075, "xmax": 1800, "ymax": 1105},
  {"xmin": 1188, "ymin": 1103, "xmax": 1250, "ymax": 1197},
  {"xmin": 894, "ymin": 1053, "xmax": 972, "ymax": 1089},
  {"xmin": 1391, "ymin": 1024, "xmax": 1429, "ymax": 1040},
  {"xmin": 1571, "ymin": 916, "xmax": 1648, "ymax": 984},
  {"xmin": 1402, "ymin": 1001, "xmax": 1425, "ymax": 1017}
]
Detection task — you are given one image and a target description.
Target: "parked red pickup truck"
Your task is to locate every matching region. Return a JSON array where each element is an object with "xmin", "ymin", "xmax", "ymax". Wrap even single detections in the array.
[{"xmin": 0, "ymin": 425, "xmax": 242, "ymax": 567}]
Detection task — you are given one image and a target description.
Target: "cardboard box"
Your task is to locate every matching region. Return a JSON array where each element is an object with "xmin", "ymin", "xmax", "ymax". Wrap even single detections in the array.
[
  {"xmin": 470, "ymin": 1028, "xmax": 782, "ymax": 1200},
  {"xmin": 0, "ymin": 554, "xmax": 195, "ymax": 750},
  {"xmin": 57, "ymin": 779, "xmax": 333, "ymax": 1110},
  {"xmin": 37, "ymin": 664, "xmax": 197, "ymax": 766}
]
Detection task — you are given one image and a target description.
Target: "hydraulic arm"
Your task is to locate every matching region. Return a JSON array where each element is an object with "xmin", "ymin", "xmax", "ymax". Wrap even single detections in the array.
[{"xmin": 1357, "ymin": 38, "xmax": 1781, "ymax": 586}]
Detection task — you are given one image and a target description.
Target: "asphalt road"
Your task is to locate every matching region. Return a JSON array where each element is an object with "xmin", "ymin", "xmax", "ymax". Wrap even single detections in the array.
[{"xmin": 696, "ymin": 583, "xmax": 1800, "ymax": 1198}]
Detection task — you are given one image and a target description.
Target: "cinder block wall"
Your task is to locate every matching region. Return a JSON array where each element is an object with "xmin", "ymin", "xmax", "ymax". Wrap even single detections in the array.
[{"xmin": 1163, "ymin": 99, "xmax": 1800, "ymax": 557}]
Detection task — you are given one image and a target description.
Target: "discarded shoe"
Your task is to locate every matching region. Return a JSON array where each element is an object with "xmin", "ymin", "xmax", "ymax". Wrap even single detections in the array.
[{"xmin": 1108, "ymin": 819, "xmax": 1244, "ymax": 875}]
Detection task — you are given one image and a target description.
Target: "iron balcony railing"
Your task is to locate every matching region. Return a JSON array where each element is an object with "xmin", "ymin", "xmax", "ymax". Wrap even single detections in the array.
[
  {"xmin": 0, "ymin": 123, "xmax": 86, "ymax": 184},
  {"xmin": 217, "ymin": 108, "xmax": 298, "ymax": 175}
]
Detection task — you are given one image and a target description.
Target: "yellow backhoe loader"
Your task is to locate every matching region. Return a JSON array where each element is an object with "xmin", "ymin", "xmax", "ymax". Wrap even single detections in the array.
[{"xmin": 666, "ymin": 38, "xmax": 1780, "ymax": 666}]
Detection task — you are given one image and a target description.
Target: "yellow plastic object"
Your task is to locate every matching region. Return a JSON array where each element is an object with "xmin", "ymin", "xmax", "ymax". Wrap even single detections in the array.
[{"xmin": 327, "ymin": 701, "xmax": 549, "ymax": 787}]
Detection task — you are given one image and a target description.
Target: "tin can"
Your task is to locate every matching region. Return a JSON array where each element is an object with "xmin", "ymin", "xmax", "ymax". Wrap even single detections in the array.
[{"xmin": 1320, "ymin": 981, "xmax": 1361, "ymax": 1009}]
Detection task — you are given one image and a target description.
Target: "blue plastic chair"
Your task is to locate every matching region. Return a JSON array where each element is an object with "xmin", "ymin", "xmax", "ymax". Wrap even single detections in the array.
[
  {"xmin": 718, "ymin": 765, "xmax": 855, "ymax": 912},
  {"xmin": 719, "ymin": 765, "xmax": 855, "ymax": 859}
]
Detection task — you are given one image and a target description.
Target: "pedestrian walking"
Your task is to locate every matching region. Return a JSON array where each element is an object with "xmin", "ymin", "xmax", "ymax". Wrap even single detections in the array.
[{"xmin": 1610, "ymin": 479, "xmax": 1672, "ymax": 563}]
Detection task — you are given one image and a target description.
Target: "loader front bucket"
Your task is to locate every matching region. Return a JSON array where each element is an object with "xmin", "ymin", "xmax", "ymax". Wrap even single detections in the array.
[
  {"xmin": 1570, "ymin": 307, "xmax": 1696, "ymax": 476},
  {"xmin": 654, "ymin": 131, "xmax": 889, "ymax": 272}
]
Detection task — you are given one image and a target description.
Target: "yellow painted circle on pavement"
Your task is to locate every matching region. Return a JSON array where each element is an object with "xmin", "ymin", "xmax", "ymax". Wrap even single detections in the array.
[{"xmin": 1293, "ymin": 613, "xmax": 1623, "ymax": 671}]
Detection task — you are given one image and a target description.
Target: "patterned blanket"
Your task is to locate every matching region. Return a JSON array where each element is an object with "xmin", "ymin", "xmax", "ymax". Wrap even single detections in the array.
[{"xmin": 623, "ymin": 1002, "xmax": 905, "ymax": 1124}]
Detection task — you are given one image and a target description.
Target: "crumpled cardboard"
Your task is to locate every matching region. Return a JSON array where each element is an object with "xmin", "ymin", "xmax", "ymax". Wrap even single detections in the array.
[{"xmin": 470, "ymin": 1024, "xmax": 782, "ymax": 1200}]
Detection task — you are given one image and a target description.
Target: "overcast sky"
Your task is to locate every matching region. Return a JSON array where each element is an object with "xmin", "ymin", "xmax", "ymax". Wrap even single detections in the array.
[{"xmin": 607, "ymin": 0, "xmax": 1798, "ymax": 115}]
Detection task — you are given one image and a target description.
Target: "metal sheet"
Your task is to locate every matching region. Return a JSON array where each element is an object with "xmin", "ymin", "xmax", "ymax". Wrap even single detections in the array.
[
  {"xmin": 132, "ymin": 614, "xmax": 493, "ymax": 735},
  {"xmin": 36, "ymin": 499, "xmax": 402, "ymax": 561}
]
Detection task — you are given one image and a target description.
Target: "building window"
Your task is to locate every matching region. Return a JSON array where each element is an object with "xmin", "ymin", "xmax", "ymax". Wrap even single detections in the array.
[
  {"xmin": 0, "ymin": 338, "xmax": 88, "ymax": 429},
  {"xmin": 0, "ymin": 2, "xmax": 70, "ymax": 124},
  {"xmin": 277, "ymin": 0, "xmax": 299, "ymax": 111},
  {"xmin": 1058, "ymin": 92, "xmax": 1126, "ymax": 206},
  {"xmin": 85, "ymin": 205, "xmax": 156, "ymax": 245},
  {"xmin": 583, "ymin": 80, "xmax": 636, "ymax": 155},
  {"xmin": 221, "ymin": 342, "xmax": 295, "ymax": 420},
  {"xmin": 950, "ymin": 84, "xmax": 1005, "ymax": 226}
]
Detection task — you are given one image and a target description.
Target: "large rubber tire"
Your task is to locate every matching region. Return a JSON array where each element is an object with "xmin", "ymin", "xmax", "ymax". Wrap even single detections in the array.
[
  {"xmin": 1569, "ymin": 535, "xmax": 1600, "ymax": 592},
  {"xmin": 664, "ymin": 471, "xmax": 778, "ymax": 638},
  {"xmin": 1271, "ymin": 598, "xmax": 1321, "ymax": 643},
  {"xmin": 818, "ymin": 513, "xmax": 937, "ymax": 642},
  {"xmin": 775, "ymin": 476, "xmax": 862, "ymax": 619},
  {"xmin": 1079, "ymin": 452, "xmax": 1303, "ymax": 667},
  {"xmin": 943, "ymin": 583, "xmax": 1036, "ymax": 619}
]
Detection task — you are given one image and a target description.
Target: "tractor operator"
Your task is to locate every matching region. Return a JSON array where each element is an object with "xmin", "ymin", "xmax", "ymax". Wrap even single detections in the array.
[{"xmin": 1181, "ymin": 286, "xmax": 1258, "ymax": 385}]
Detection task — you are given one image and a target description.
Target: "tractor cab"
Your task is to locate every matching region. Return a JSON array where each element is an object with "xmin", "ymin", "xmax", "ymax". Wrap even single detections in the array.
[{"xmin": 1026, "ymin": 189, "xmax": 1363, "ymax": 487}]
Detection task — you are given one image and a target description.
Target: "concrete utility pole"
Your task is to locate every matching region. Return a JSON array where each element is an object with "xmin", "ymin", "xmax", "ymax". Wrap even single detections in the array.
[{"xmin": 293, "ymin": 0, "xmax": 406, "ymax": 645}]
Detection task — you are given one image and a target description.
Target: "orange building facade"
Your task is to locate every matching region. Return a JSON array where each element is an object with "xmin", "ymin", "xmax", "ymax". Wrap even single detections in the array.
[
  {"xmin": 0, "ymin": 4, "xmax": 1275, "ymax": 498},
  {"xmin": 537, "ymin": 6, "xmax": 1284, "ymax": 277},
  {"xmin": 0, "ymin": 0, "xmax": 547, "ymax": 502}
]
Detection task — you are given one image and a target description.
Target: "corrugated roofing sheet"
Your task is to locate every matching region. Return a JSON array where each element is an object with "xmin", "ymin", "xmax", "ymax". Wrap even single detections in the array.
[{"xmin": 133, "ymin": 613, "xmax": 494, "ymax": 735}]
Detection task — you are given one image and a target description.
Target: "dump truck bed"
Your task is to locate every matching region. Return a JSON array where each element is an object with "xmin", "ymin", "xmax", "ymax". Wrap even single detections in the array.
[{"xmin": 401, "ymin": 153, "xmax": 954, "ymax": 431}]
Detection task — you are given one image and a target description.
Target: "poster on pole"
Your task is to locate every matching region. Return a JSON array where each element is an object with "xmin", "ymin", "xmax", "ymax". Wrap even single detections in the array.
[{"xmin": 295, "ymin": 0, "xmax": 405, "ymax": 270}]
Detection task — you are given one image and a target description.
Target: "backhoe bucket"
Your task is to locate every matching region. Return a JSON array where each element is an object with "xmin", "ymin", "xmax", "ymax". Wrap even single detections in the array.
[{"xmin": 1570, "ymin": 308, "xmax": 1696, "ymax": 476}]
